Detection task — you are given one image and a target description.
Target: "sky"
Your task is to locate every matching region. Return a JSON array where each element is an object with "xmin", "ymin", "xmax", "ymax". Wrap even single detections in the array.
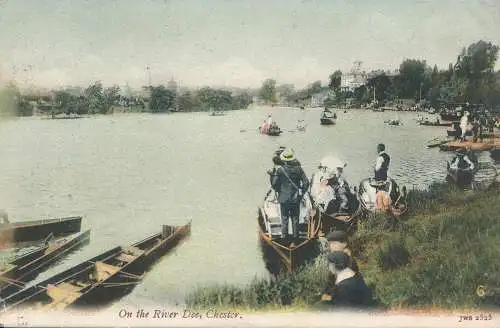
[{"xmin": 0, "ymin": 0, "xmax": 499, "ymax": 90}]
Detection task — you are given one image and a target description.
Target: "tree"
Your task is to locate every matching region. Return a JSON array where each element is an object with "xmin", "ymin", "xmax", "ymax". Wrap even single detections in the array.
[
  {"xmin": 103, "ymin": 85, "xmax": 121, "ymax": 114},
  {"xmin": 259, "ymin": 78, "xmax": 277, "ymax": 104},
  {"xmin": 149, "ymin": 85, "xmax": 175, "ymax": 113},
  {"xmin": 328, "ymin": 70, "xmax": 342, "ymax": 90},
  {"xmin": 366, "ymin": 73, "xmax": 392, "ymax": 102},
  {"xmin": 232, "ymin": 91, "xmax": 253, "ymax": 110},
  {"xmin": 308, "ymin": 81, "xmax": 322, "ymax": 94},
  {"xmin": 398, "ymin": 59, "xmax": 428, "ymax": 99},
  {"xmin": 454, "ymin": 40, "xmax": 499, "ymax": 103},
  {"xmin": 0, "ymin": 82, "xmax": 35, "ymax": 116},
  {"xmin": 85, "ymin": 81, "xmax": 105, "ymax": 114},
  {"xmin": 177, "ymin": 91, "xmax": 198, "ymax": 112},
  {"xmin": 276, "ymin": 84, "xmax": 295, "ymax": 104}
]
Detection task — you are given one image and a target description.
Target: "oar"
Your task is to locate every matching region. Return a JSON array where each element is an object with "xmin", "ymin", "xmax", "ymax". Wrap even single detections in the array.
[{"xmin": 0, "ymin": 275, "xmax": 26, "ymax": 289}]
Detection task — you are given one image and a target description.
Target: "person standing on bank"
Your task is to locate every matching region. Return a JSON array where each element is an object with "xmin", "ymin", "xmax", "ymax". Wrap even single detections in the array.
[
  {"xmin": 374, "ymin": 143, "xmax": 390, "ymax": 182},
  {"xmin": 269, "ymin": 148, "xmax": 310, "ymax": 240}
]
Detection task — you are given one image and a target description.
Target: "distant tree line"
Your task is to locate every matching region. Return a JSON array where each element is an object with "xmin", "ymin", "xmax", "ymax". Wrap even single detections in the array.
[
  {"xmin": 257, "ymin": 40, "xmax": 500, "ymax": 109},
  {"xmin": 158, "ymin": 85, "xmax": 253, "ymax": 113},
  {"xmin": 0, "ymin": 81, "xmax": 253, "ymax": 117},
  {"xmin": 332, "ymin": 40, "xmax": 500, "ymax": 108}
]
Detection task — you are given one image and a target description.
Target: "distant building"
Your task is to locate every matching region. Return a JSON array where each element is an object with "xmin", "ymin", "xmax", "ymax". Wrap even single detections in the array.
[
  {"xmin": 340, "ymin": 62, "xmax": 367, "ymax": 92},
  {"xmin": 340, "ymin": 71, "xmax": 368, "ymax": 92}
]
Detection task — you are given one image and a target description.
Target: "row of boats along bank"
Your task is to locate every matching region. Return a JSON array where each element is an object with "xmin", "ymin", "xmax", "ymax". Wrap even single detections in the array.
[
  {"xmin": 257, "ymin": 149, "xmax": 408, "ymax": 276},
  {"xmin": 0, "ymin": 215, "xmax": 190, "ymax": 312},
  {"xmin": 256, "ymin": 143, "xmax": 498, "ymax": 276}
]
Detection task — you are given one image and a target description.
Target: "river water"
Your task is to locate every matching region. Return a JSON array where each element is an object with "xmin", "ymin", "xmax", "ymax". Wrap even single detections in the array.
[{"xmin": 0, "ymin": 106, "xmax": 496, "ymax": 308}]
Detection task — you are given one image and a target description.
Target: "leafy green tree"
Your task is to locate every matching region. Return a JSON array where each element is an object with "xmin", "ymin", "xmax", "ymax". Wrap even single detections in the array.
[
  {"xmin": 328, "ymin": 70, "xmax": 342, "ymax": 90},
  {"xmin": 177, "ymin": 91, "xmax": 199, "ymax": 112},
  {"xmin": 85, "ymin": 81, "xmax": 105, "ymax": 114},
  {"xmin": 232, "ymin": 91, "xmax": 253, "ymax": 110},
  {"xmin": 398, "ymin": 59, "xmax": 428, "ymax": 99},
  {"xmin": 259, "ymin": 79, "xmax": 277, "ymax": 104},
  {"xmin": 367, "ymin": 73, "xmax": 393, "ymax": 102},
  {"xmin": 149, "ymin": 85, "xmax": 175, "ymax": 113},
  {"xmin": 103, "ymin": 85, "xmax": 121, "ymax": 114},
  {"xmin": 276, "ymin": 84, "xmax": 295, "ymax": 104},
  {"xmin": 308, "ymin": 81, "xmax": 323, "ymax": 94}
]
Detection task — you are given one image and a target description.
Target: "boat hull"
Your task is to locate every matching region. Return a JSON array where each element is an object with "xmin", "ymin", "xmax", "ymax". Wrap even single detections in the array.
[
  {"xmin": 0, "ymin": 216, "xmax": 83, "ymax": 245},
  {"xmin": 419, "ymin": 122, "xmax": 451, "ymax": 127},
  {"xmin": 257, "ymin": 191, "xmax": 321, "ymax": 276},
  {"xmin": 1, "ymin": 223, "xmax": 191, "ymax": 311},
  {"xmin": 258, "ymin": 232, "xmax": 320, "ymax": 277},
  {"xmin": 0, "ymin": 230, "xmax": 91, "ymax": 299},
  {"xmin": 357, "ymin": 178, "xmax": 407, "ymax": 216},
  {"xmin": 320, "ymin": 118, "xmax": 335, "ymax": 125},
  {"xmin": 446, "ymin": 166, "xmax": 476, "ymax": 189}
]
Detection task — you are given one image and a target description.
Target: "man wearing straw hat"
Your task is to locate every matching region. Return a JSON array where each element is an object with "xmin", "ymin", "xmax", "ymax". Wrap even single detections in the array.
[{"xmin": 269, "ymin": 148, "xmax": 309, "ymax": 240}]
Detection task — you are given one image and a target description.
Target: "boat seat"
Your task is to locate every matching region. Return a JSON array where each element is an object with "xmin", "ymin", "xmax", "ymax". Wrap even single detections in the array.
[
  {"xmin": 57, "ymin": 282, "xmax": 82, "ymax": 292},
  {"xmin": 90, "ymin": 261, "xmax": 121, "ymax": 282},
  {"xmin": 326, "ymin": 214, "xmax": 352, "ymax": 222},
  {"xmin": 126, "ymin": 246, "xmax": 145, "ymax": 257},
  {"xmin": 46, "ymin": 283, "xmax": 81, "ymax": 308},
  {"xmin": 0, "ymin": 263, "xmax": 16, "ymax": 275},
  {"xmin": 116, "ymin": 252, "xmax": 137, "ymax": 263},
  {"xmin": 73, "ymin": 280, "xmax": 89, "ymax": 288}
]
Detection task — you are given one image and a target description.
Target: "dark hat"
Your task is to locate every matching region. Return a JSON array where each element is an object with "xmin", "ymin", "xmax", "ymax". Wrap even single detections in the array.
[
  {"xmin": 327, "ymin": 251, "xmax": 349, "ymax": 270},
  {"xmin": 456, "ymin": 148, "xmax": 466, "ymax": 155},
  {"xmin": 326, "ymin": 230, "xmax": 347, "ymax": 242}
]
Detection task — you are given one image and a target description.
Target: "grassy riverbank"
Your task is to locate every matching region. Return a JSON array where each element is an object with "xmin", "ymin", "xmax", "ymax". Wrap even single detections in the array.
[{"xmin": 185, "ymin": 182, "xmax": 500, "ymax": 312}]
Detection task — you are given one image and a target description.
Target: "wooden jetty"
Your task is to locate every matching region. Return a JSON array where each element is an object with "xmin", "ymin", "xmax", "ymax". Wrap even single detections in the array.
[{"xmin": 439, "ymin": 137, "xmax": 499, "ymax": 152}]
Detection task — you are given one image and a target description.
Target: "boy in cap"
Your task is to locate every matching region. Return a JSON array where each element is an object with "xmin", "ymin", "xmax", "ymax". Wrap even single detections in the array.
[
  {"xmin": 325, "ymin": 230, "xmax": 359, "ymax": 272},
  {"xmin": 324, "ymin": 251, "xmax": 372, "ymax": 307}
]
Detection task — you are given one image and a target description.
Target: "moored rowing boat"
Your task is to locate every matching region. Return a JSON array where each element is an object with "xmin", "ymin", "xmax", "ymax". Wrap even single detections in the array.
[
  {"xmin": 0, "ymin": 222, "xmax": 190, "ymax": 311},
  {"xmin": 0, "ymin": 217, "xmax": 83, "ymax": 245},
  {"xmin": 0, "ymin": 230, "xmax": 91, "ymax": 299}
]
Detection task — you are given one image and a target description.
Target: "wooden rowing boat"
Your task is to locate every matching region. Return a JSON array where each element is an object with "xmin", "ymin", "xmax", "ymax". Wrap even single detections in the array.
[
  {"xmin": 1, "ymin": 222, "xmax": 191, "ymax": 311},
  {"xmin": 0, "ymin": 217, "xmax": 83, "ymax": 245},
  {"xmin": 257, "ymin": 191, "xmax": 321, "ymax": 276},
  {"xmin": 0, "ymin": 230, "xmax": 91, "ymax": 299},
  {"xmin": 418, "ymin": 121, "xmax": 451, "ymax": 127}
]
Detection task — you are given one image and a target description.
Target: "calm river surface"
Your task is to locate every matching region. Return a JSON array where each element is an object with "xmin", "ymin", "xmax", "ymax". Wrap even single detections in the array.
[{"xmin": 0, "ymin": 106, "xmax": 495, "ymax": 308}]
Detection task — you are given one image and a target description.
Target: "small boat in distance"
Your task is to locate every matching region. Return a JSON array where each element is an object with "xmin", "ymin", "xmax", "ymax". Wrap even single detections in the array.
[
  {"xmin": 259, "ymin": 123, "xmax": 282, "ymax": 136},
  {"xmin": 320, "ymin": 108, "xmax": 336, "ymax": 125},
  {"xmin": 418, "ymin": 118, "xmax": 451, "ymax": 127},
  {"xmin": 385, "ymin": 119, "xmax": 402, "ymax": 126},
  {"xmin": 296, "ymin": 119, "xmax": 306, "ymax": 132},
  {"xmin": 0, "ymin": 216, "xmax": 83, "ymax": 245},
  {"xmin": 1, "ymin": 222, "xmax": 191, "ymax": 312},
  {"xmin": 0, "ymin": 230, "xmax": 91, "ymax": 299},
  {"xmin": 208, "ymin": 109, "xmax": 226, "ymax": 116}
]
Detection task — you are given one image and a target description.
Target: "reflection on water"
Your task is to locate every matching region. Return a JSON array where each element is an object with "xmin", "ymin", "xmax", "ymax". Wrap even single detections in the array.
[{"xmin": 0, "ymin": 107, "xmax": 496, "ymax": 306}]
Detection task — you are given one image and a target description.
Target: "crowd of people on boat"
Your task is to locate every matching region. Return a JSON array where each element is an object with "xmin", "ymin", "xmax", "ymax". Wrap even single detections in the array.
[
  {"xmin": 266, "ymin": 143, "xmax": 393, "ymax": 240},
  {"xmin": 451, "ymin": 108, "xmax": 498, "ymax": 142},
  {"xmin": 259, "ymin": 114, "xmax": 281, "ymax": 134}
]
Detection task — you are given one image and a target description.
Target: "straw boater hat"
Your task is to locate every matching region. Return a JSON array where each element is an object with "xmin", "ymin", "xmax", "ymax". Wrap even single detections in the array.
[{"xmin": 280, "ymin": 148, "xmax": 295, "ymax": 161}]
